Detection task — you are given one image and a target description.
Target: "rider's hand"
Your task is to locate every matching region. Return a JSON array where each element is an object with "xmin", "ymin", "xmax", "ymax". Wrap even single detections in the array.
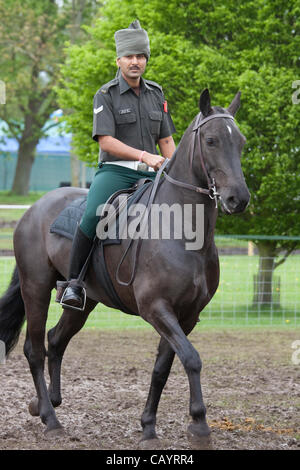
[{"xmin": 142, "ymin": 152, "xmax": 165, "ymax": 171}]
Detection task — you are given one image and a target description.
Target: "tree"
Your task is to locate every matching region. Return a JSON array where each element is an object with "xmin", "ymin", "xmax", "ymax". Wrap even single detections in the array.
[
  {"xmin": 66, "ymin": 0, "xmax": 103, "ymax": 188},
  {"xmin": 57, "ymin": 0, "xmax": 300, "ymax": 305},
  {"xmin": 201, "ymin": 1, "xmax": 300, "ymax": 305},
  {"xmin": 0, "ymin": 0, "xmax": 101, "ymax": 195}
]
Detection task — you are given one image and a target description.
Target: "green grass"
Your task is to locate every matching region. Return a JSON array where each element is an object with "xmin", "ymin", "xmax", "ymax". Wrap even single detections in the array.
[
  {"xmin": 0, "ymin": 191, "xmax": 47, "ymax": 250},
  {"xmin": 0, "ymin": 191, "xmax": 46, "ymax": 226},
  {"xmin": 0, "ymin": 255, "xmax": 299, "ymax": 330},
  {"xmin": 0, "ymin": 228, "xmax": 14, "ymax": 250},
  {"xmin": 215, "ymin": 236, "xmax": 249, "ymax": 250},
  {"xmin": 0, "ymin": 191, "xmax": 46, "ymax": 205},
  {"xmin": 0, "ymin": 209, "xmax": 27, "ymax": 222}
]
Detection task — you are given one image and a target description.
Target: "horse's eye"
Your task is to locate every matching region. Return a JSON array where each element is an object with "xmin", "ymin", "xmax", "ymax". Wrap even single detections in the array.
[{"xmin": 206, "ymin": 137, "xmax": 214, "ymax": 146}]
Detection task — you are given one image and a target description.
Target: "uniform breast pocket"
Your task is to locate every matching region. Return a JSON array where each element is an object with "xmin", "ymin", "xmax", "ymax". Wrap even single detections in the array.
[
  {"xmin": 149, "ymin": 110, "xmax": 162, "ymax": 136},
  {"xmin": 115, "ymin": 112, "xmax": 137, "ymax": 137}
]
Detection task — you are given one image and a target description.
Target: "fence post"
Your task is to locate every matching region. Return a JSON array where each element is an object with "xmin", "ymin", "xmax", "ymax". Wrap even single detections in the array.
[
  {"xmin": 0, "ymin": 340, "xmax": 5, "ymax": 365},
  {"xmin": 248, "ymin": 241, "xmax": 255, "ymax": 256}
]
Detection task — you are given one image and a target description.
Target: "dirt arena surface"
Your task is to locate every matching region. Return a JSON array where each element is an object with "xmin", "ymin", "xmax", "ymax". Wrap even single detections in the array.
[{"xmin": 0, "ymin": 327, "xmax": 299, "ymax": 451}]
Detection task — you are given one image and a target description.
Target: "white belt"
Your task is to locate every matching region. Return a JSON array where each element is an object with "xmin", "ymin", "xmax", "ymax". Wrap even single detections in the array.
[{"xmin": 103, "ymin": 160, "xmax": 154, "ymax": 171}]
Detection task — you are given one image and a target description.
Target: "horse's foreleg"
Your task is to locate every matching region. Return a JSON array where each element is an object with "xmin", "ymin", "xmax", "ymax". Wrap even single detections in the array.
[
  {"xmin": 47, "ymin": 298, "xmax": 97, "ymax": 410},
  {"xmin": 144, "ymin": 299, "xmax": 210, "ymax": 440},
  {"xmin": 141, "ymin": 337, "xmax": 175, "ymax": 441}
]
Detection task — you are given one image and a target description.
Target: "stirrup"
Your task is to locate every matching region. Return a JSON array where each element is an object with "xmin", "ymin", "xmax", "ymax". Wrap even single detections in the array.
[{"xmin": 60, "ymin": 286, "xmax": 87, "ymax": 312}]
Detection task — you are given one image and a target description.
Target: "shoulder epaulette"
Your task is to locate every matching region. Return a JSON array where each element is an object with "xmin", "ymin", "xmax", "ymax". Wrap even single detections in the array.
[
  {"xmin": 144, "ymin": 79, "xmax": 163, "ymax": 92},
  {"xmin": 99, "ymin": 78, "xmax": 119, "ymax": 94}
]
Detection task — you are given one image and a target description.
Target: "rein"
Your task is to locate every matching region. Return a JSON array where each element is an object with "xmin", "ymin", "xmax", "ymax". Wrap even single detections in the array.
[
  {"xmin": 115, "ymin": 112, "xmax": 235, "ymax": 286},
  {"xmin": 163, "ymin": 112, "xmax": 235, "ymax": 208},
  {"xmin": 116, "ymin": 159, "xmax": 168, "ymax": 287}
]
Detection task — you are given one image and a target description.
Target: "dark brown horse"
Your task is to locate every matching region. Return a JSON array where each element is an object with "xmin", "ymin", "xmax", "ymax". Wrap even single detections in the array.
[{"xmin": 0, "ymin": 89, "xmax": 250, "ymax": 442}]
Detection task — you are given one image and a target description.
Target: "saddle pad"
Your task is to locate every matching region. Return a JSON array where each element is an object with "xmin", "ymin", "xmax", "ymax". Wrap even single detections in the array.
[{"xmin": 50, "ymin": 197, "xmax": 87, "ymax": 240}]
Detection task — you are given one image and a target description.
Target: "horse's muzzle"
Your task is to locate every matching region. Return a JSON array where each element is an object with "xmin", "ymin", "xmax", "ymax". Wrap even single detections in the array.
[{"xmin": 219, "ymin": 186, "xmax": 250, "ymax": 214}]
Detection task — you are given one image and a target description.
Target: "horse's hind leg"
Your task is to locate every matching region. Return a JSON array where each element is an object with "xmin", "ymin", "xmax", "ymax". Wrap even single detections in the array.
[
  {"xmin": 141, "ymin": 337, "xmax": 175, "ymax": 441},
  {"xmin": 22, "ymin": 282, "xmax": 63, "ymax": 435},
  {"xmin": 47, "ymin": 298, "xmax": 97, "ymax": 410}
]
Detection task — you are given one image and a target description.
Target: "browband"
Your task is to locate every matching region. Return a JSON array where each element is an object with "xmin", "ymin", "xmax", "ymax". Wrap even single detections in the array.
[{"xmin": 193, "ymin": 113, "xmax": 234, "ymax": 132}]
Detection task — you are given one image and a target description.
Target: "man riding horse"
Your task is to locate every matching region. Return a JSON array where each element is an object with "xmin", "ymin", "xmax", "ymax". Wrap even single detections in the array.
[{"xmin": 59, "ymin": 20, "xmax": 176, "ymax": 310}]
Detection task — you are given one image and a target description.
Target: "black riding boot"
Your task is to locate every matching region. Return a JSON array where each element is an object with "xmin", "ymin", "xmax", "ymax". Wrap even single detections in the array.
[{"xmin": 58, "ymin": 225, "xmax": 93, "ymax": 311}]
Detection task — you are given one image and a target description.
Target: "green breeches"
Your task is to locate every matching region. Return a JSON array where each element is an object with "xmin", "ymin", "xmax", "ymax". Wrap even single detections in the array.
[{"xmin": 80, "ymin": 163, "xmax": 156, "ymax": 239}]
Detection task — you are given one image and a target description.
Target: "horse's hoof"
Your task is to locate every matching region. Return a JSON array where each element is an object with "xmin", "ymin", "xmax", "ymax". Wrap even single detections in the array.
[
  {"xmin": 44, "ymin": 426, "xmax": 65, "ymax": 439},
  {"xmin": 28, "ymin": 398, "xmax": 39, "ymax": 417},
  {"xmin": 188, "ymin": 421, "xmax": 211, "ymax": 437},
  {"xmin": 187, "ymin": 422, "xmax": 212, "ymax": 449},
  {"xmin": 138, "ymin": 438, "xmax": 163, "ymax": 450}
]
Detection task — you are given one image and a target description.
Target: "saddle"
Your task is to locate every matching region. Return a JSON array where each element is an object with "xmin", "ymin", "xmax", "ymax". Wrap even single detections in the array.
[
  {"xmin": 50, "ymin": 179, "xmax": 153, "ymax": 316},
  {"xmin": 50, "ymin": 178, "xmax": 152, "ymax": 242}
]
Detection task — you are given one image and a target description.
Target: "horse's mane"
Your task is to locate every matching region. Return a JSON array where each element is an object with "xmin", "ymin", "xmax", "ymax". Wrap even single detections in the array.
[
  {"xmin": 166, "ymin": 117, "xmax": 195, "ymax": 173},
  {"xmin": 166, "ymin": 105, "xmax": 227, "ymax": 173}
]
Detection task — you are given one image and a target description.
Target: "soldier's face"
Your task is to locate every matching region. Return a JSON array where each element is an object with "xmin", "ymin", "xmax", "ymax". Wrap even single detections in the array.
[{"xmin": 116, "ymin": 54, "xmax": 147, "ymax": 81}]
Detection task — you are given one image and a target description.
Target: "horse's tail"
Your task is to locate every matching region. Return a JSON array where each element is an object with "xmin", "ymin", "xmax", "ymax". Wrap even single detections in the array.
[{"xmin": 0, "ymin": 266, "xmax": 25, "ymax": 357}]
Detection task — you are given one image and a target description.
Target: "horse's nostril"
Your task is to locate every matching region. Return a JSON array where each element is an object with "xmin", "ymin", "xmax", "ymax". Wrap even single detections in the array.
[
  {"xmin": 226, "ymin": 194, "xmax": 249, "ymax": 213},
  {"xmin": 227, "ymin": 196, "xmax": 238, "ymax": 208}
]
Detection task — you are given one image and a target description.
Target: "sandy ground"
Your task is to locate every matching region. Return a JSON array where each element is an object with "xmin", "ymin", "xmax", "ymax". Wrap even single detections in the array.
[{"xmin": 0, "ymin": 327, "xmax": 299, "ymax": 451}]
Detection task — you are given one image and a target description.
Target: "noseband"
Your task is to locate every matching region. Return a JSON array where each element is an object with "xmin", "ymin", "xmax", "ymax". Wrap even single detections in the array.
[{"xmin": 163, "ymin": 112, "xmax": 235, "ymax": 208}]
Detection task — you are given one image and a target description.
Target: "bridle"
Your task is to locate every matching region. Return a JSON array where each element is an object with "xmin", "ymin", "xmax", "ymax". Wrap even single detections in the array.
[
  {"xmin": 163, "ymin": 112, "xmax": 235, "ymax": 208},
  {"xmin": 116, "ymin": 111, "xmax": 235, "ymax": 286}
]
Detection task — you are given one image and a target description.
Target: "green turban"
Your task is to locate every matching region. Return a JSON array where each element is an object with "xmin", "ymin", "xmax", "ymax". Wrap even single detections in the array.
[{"xmin": 114, "ymin": 20, "xmax": 150, "ymax": 60}]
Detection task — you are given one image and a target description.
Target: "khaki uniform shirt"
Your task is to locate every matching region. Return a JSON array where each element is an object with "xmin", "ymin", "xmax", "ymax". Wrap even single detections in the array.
[{"xmin": 92, "ymin": 74, "xmax": 176, "ymax": 162}]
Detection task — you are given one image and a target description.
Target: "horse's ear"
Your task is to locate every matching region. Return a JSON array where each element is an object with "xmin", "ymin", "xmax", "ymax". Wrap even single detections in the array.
[
  {"xmin": 199, "ymin": 89, "xmax": 212, "ymax": 117},
  {"xmin": 227, "ymin": 91, "xmax": 241, "ymax": 116}
]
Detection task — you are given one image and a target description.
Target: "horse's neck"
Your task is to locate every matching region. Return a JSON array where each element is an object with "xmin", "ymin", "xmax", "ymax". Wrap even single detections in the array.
[
  {"xmin": 157, "ymin": 127, "xmax": 218, "ymax": 250},
  {"xmin": 167, "ymin": 126, "xmax": 207, "ymax": 190},
  {"xmin": 157, "ymin": 176, "xmax": 218, "ymax": 251}
]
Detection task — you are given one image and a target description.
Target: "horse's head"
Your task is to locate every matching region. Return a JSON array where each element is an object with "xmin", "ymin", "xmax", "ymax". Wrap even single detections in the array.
[{"xmin": 196, "ymin": 89, "xmax": 250, "ymax": 214}]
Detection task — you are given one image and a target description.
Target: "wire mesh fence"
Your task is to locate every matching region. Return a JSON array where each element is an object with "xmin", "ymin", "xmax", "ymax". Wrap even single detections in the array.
[
  {"xmin": 0, "ymin": 205, "xmax": 299, "ymax": 327},
  {"xmin": 0, "ymin": 252, "xmax": 299, "ymax": 329}
]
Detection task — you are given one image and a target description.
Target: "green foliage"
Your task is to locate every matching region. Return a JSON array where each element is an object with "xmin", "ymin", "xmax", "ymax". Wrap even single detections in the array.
[
  {"xmin": 57, "ymin": 0, "xmax": 300, "ymax": 250},
  {"xmin": 0, "ymin": 0, "xmax": 102, "ymax": 194},
  {"xmin": 0, "ymin": 0, "xmax": 65, "ymax": 140}
]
